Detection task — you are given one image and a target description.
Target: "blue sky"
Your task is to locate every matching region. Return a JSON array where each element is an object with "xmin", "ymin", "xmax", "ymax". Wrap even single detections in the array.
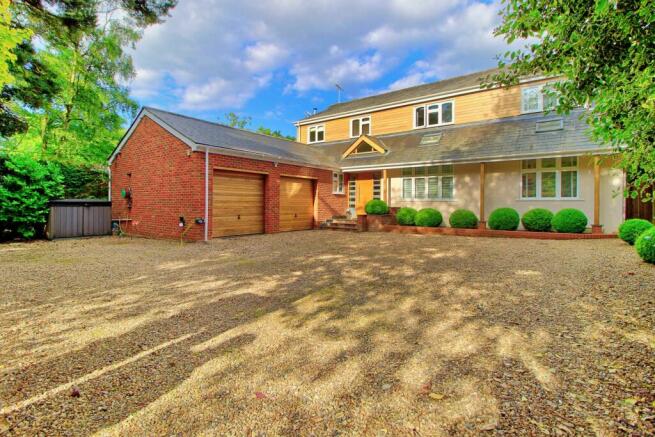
[{"xmin": 129, "ymin": 0, "xmax": 519, "ymax": 137}]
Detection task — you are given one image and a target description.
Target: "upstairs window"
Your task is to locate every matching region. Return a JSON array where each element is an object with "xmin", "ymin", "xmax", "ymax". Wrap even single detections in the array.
[
  {"xmin": 402, "ymin": 165, "xmax": 454, "ymax": 200},
  {"xmin": 332, "ymin": 172, "xmax": 344, "ymax": 194},
  {"xmin": 414, "ymin": 101, "xmax": 454, "ymax": 129},
  {"xmin": 350, "ymin": 116, "xmax": 371, "ymax": 137},
  {"xmin": 521, "ymin": 83, "xmax": 560, "ymax": 113},
  {"xmin": 308, "ymin": 125, "xmax": 325, "ymax": 143},
  {"xmin": 521, "ymin": 157, "xmax": 578, "ymax": 199}
]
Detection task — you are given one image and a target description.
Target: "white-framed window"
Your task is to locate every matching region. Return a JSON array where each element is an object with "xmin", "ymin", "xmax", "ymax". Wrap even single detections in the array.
[
  {"xmin": 332, "ymin": 172, "xmax": 344, "ymax": 194},
  {"xmin": 348, "ymin": 180, "xmax": 356, "ymax": 210},
  {"xmin": 414, "ymin": 101, "xmax": 454, "ymax": 129},
  {"xmin": 307, "ymin": 125, "xmax": 325, "ymax": 143},
  {"xmin": 401, "ymin": 165, "xmax": 454, "ymax": 200},
  {"xmin": 520, "ymin": 157, "xmax": 579, "ymax": 199},
  {"xmin": 521, "ymin": 83, "xmax": 560, "ymax": 113},
  {"xmin": 350, "ymin": 116, "xmax": 371, "ymax": 137}
]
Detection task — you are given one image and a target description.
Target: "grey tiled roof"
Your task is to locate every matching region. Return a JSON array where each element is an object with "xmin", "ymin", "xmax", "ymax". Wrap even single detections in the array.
[
  {"xmin": 312, "ymin": 109, "xmax": 608, "ymax": 170},
  {"xmin": 300, "ymin": 67, "xmax": 503, "ymax": 122},
  {"xmin": 145, "ymin": 107, "xmax": 340, "ymax": 168}
]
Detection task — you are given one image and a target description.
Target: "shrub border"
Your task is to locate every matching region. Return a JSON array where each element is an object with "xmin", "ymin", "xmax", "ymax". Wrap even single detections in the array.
[{"xmin": 374, "ymin": 223, "xmax": 616, "ymax": 239}]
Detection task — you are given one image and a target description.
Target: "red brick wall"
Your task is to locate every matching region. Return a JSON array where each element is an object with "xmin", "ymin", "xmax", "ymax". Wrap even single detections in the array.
[{"xmin": 110, "ymin": 116, "xmax": 347, "ymax": 240}]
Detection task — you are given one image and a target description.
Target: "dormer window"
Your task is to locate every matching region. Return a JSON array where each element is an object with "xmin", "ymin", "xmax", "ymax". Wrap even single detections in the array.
[
  {"xmin": 414, "ymin": 101, "xmax": 454, "ymax": 129},
  {"xmin": 308, "ymin": 125, "xmax": 325, "ymax": 143},
  {"xmin": 350, "ymin": 116, "xmax": 371, "ymax": 137}
]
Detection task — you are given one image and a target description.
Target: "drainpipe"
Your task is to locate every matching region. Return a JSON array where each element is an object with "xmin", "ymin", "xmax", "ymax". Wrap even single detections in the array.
[
  {"xmin": 204, "ymin": 146, "xmax": 209, "ymax": 242},
  {"xmin": 107, "ymin": 166, "xmax": 111, "ymax": 200}
]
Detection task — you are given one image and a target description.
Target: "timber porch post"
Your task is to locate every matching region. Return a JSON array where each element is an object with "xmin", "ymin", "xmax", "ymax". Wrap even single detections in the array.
[
  {"xmin": 592, "ymin": 156, "xmax": 603, "ymax": 234},
  {"xmin": 478, "ymin": 162, "xmax": 486, "ymax": 229}
]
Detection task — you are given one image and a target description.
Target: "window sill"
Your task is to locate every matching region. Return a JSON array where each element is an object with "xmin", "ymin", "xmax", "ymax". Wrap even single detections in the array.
[
  {"xmin": 401, "ymin": 198, "xmax": 457, "ymax": 202},
  {"xmin": 518, "ymin": 197, "xmax": 583, "ymax": 201}
]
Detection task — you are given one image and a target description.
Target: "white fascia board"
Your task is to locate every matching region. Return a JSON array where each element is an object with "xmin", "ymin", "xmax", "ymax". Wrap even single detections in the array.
[
  {"xmin": 339, "ymin": 147, "xmax": 615, "ymax": 172},
  {"xmin": 295, "ymin": 76, "xmax": 550, "ymax": 127},
  {"xmin": 108, "ymin": 108, "xmax": 197, "ymax": 165}
]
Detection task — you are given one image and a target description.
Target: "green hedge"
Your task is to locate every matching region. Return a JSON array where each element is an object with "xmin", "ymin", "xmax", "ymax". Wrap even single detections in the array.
[
  {"xmin": 396, "ymin": 207, "xmax": 417, "ymax": 226},
  {"xmin": 488, "ymin": 207, "xmax": 520, "ymax": 230},
  {"xmin": 636, "ymin": 227, "xmax": 655, "ymax": 264},
  {"xmin": 449, "ymin": 209, "xmax": 478, "ymax": 229},
  {"xmin": 0, "ymin": 153, "xmax": 64, "ymax": 239},
  {"xmin": 618, "ymin": 219, "xmax": 653, "ymax": 245},
  {"xmin": 415, "ymin": 208, "xmax": 442, "ymax": 227},
  {"xmin": 365, "ymin": 199, "xmax": 389, "ymax": 215},
  {"xmin": 521, "ymin": 208, "xmax": 553, "ymax": 232},
  {"xmin": 551, "ymin": 208, "xmax": 588, "ymax": 233}
]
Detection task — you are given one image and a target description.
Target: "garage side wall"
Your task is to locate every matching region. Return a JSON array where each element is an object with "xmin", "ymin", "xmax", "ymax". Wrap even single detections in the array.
[{"xmin": 111, "ymin": 117, "xmax": 206, "ymax": 240}]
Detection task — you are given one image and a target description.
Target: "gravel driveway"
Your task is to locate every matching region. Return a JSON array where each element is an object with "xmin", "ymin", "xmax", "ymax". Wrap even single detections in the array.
[{"xmin": 1, "ymin": 231, "xmax": 654, "ymax": 435}]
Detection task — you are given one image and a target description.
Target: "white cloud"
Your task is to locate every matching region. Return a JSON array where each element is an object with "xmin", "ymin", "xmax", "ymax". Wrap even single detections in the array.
[{"xmin": 129, "ymin": 0, "xmax": 522, "ymax": 111}]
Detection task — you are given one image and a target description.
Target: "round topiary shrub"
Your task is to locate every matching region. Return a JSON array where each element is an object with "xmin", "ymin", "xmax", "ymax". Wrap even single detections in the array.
[
  {"xmin": 415, "ymin": 208, "xmax": 443, "ymax": 227},
  {"xmin": 551, "ymin": 208, "xmax": 588, "ymax": 233},
  {"xmin": 365, "ymin": 199, "xmax": 389, "ymax": 215},
  {"xmin": 449, "ymin": 209, "xmax": 478, "ymax": 229},
  {"xmin": 396, "ymin": 207, "xmax": 417, "ymax": 226},
  {"xmin": 521, "ymin": 208, "xmax": 554, "ymax": 232},
  {"xmin": 488, "ymin": 207, "xmax": 520, "ymax": 231},
  {"xmin": 618, "ymin": 219, "xmax": 654, "ymax": 245},
  {"xmin": 636, "ymin": 227, "xmax": 655, "ymax": 264}
]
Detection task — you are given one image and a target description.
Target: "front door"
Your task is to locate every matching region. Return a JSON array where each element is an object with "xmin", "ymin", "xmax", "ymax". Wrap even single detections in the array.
[{"xmin": 355, "ymin": 178, "xmax": 374, "ymax": 215}]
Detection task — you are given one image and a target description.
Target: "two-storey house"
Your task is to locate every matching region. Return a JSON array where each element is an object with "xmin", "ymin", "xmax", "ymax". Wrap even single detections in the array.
[
  {"xmin": 109, "ymin": 68, "xmax": 627, "ymax": 241},
  {"xmin": 295, "ymin": 67, "xmax": 624, "ymax": 232}
]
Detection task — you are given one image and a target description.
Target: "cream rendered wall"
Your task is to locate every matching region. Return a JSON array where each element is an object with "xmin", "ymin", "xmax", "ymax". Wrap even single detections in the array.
[
  {"xmin": 387, "ymin": 156, "xmax": 625, "ymax": 232},
  {"xmin": 388, "ymin": 163, "xmax": 481, "ymax": 225}
]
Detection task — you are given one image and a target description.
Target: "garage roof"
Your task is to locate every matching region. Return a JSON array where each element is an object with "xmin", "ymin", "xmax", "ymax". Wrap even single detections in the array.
[
  {"xmin": 312, "ymin": 109, "xmax": 610, "ymax": 171},
  {"xmin": 109, "ymin": 107, "xmax": 340, "ymax": 169},
  {"xmin": 147, "ymin": 107, "xmax": 342, "ymax": 168}
]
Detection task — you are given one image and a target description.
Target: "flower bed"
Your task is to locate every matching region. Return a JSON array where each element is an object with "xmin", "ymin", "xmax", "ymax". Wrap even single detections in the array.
[{"xmin": 378, "ymin": 224, "xmax": 616, "ymax": 240}]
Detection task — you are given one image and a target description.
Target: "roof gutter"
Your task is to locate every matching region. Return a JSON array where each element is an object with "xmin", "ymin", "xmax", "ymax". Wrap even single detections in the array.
[
  {"xmin": 295, "ymin": 76, "xmax": 550, "ymax": 126},
  {"xmin": 339, "ymin": 147, "xmax": 615, "ymax": 172}
]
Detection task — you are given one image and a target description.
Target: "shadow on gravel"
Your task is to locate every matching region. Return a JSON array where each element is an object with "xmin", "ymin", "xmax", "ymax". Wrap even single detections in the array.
[{"xmin": 1, "ymin": 232, "xmax": 654, "ymax": 435}]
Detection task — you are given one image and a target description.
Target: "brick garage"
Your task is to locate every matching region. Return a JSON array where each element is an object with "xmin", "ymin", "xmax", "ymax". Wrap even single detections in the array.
[{"xmin": 109, "ymin": 108, "xmax": 347, "ymax": 241}]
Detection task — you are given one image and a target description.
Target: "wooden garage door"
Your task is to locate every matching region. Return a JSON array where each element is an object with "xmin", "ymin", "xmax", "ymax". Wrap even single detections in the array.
[
  {"xmin": 280, "ymin": 176, "xmax": 314, "ymax": 232},
  {"xmin": 213, "ymin": 171, "xmax": 264, "ymax": 237}
]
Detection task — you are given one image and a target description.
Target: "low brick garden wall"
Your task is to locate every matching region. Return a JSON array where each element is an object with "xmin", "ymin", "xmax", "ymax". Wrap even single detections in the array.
[{"xmin": 379, "ymin": 224, "xmax": 616, "ymax": 239}]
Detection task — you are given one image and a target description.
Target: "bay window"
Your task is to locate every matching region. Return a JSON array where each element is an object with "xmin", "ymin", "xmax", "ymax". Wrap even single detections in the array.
[
  {"xmin": 521, "ymin": 157, "xmax": 579, "ymax": 199},
  {"xmin": 402, "ymin": 165, "xmax": 454, "ymax": 200},
  {"xmin": 414, "ymin": 101, "xmax": 454, "ymax": 128}
]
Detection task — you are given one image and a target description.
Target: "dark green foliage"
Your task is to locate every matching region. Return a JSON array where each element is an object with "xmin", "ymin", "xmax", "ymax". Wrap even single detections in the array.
[
  {"xmin": 396, "ymin": 207, "xmax": 417, "ymax": 226},
  {"xmin": 414, "ymin": 208, "xmax": 442, "ymax": 227},
  {"xmin": 521, "ymin": 208, "xmax": 554, "ymax": 232},
  {"xmin": 449, "ymin": 209, "xmax": 478, "ymax": 229},
  {"xmin": 490, "ymin": 0, "xmax": 655, "ymax": 201},
  {"xmin": 365, "ymin": 199, "xmax": 389, "ymax": 215},
  {"xmin": 551, "ymin": 208, "xmax": 588, "ymax": 233},
  {"xmin": 0, "ymin": 153, "xmax": 63, "ymax": 239},
  {"xmin": 618, "ymin": 219, "xmax": 654, "ymax": 245},
  {"xmin": 488, "ymin": 207, "xmax": 520, "ymax": 230},
  {"xmin": 636, "ymin": 227, "xmax": 655, "ymax": 264},
  {"xmin": 58, "ymin": 163, "xmax": 108, "ymax": 199}
]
